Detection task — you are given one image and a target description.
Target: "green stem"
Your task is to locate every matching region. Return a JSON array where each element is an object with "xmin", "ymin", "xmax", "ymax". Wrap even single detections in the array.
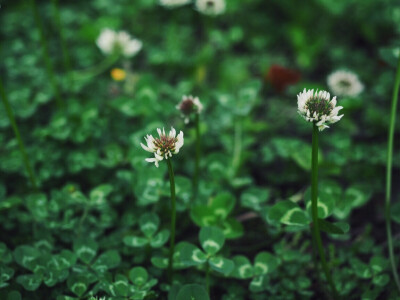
[
  {"xmin": 31, "ymin": 0, "xmax": 63, "ymax": 108},
  {"xmin": 232, "ymin": 116, "xmax": 242, "ymax": 177},
  {"xmin": 77, "ymin": 204, "xmax": 89, "ymax": 238},
  {"xmin": 192, "ymin": 114, "xmax": 201, "ymax": 202},
  {"xmin": 166, "ymin": 159, "xmax": 177, "ymax": 283},
  {"xmin": 71, "ymin": 54, "xmax": 119, "ymax": 81},
  {"xmin": 205, "ymin": 261, "xmax": 210, "ymax": 295},
  {"xmin": 0, "ymin": 79, "xmax": 38, "ymax": 190},
  {"xmin": 51, "ymin": 0, "xmax": 73, "ymax": 88},
  {"xmin": 385, "ymin": 55, "xmax": 400, "ymax": 294},
  {"xmin": 311, "ymin": 123, "xmax": 338, "ymax": 299}
]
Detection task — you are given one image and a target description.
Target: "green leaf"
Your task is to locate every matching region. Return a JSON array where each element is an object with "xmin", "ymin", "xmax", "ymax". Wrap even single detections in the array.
[
  {"xmin": 290, "ymin": 142, "xmax": 313, "ymax": 171},
  {"xmin": 370, "ymin": 256, "xmax": 389, "ymax": 274},
  {"xmin": 13, "ymin": 245, "xmax": 41, "ymax": 271},
  {"xmin": 16, "ymin": 274, "xmax": 42, "ymax": 291},
  {"xmin": 7, "ymin": 291, "xmax": 21, "ymax": 300},
  {"xmin": 304, "ymin": 186, "xmax": 336, "ymax": 219},
  {"xmin": 190, "ymin": 205, "xmax": 218, "ymax": 227},
  {"xmin": 210, "ymin": 193, "xmax": 236, "ymax": 219},
  {"xmin": 249, "ymin": 275, "xmax": 268, "ymax": 292},
  {"xmin": 129, "ymin": 267, "xmax": 148, "ymax": 286},
  {"xmin": 26, "ymin": 193, "xmax": 48, "ymax": 220},
  {"xmin": 175, "ymin": 176, "xmax": 193, "ymax": 209},
  {"xmin": 123, "ymin": 236, "xmax": 149, "ymax": 248},
  {"xmin": 150, "ymin": 229, "xmax": 170, "ymax": 248},
  {"xmin": 180, "ymin": 242, "xmax": 207, "ymax": 266},
  {"xmin": 318, "ymin": 219, "xmax": 349, "ymax": 235},
  {"xmin": 254, "ymin": 252, "xmax": 279, "ymax": 276},
  {"xmin": 350, "ymin": 258, "xmax": 372, "ymax": 279},
  {"xmin": 0, "ymin": 243, "xmax": 13, "ymax": 264},
  {"xmin": 222, "ymin": 218, "xmax": 244, "ymax": 239},
  {"xmin": 267, "ymin": 200, "xmax": 309, "ymax": 226},
  {"xmin": 344, "ymin": 185, "xmax": 372, "ymax": 209},
  {"xmin": 372, "ymin": 274, "xmax": 390, "ymax": 287},
  {"xmin": 176, "ymin": 284, "xmax": 210, "ymax": 300},
  {"xmin": 112, "ymin": 274, "xmax": 130, "ymax": 297},
  {"xmin": 92, "ymin": 250, "xmax": 121, "ymax": 273},
  {"xmin": 151, "ymin": 256, "xmax": 168, "ymax": 269},
  {"xmin": 73, "ymin": 239, "xmax": 98, "ymax": 264},
  {"xmin": 199, "ymin": 226, "xmax": 225, "ymax": 255},
  {"xmin": 90, "ymin": 184, "xmax": 113, "ymax": 204},
  {"xmin": 67, "ymin": 276, "xmax": 88, "ymax": 297},
  {"xmin": 209, "ymin": 256, "xmax": 234, "ymax": 275},
  {"xmin": 231, "ymin": 256, "xmax": 253, "ymax": 279},
  {"xmin": 139, "ymin": 213, "xmax": 160, "ymax": 238},
  {"xmin": 241, "ymin": 187, "xmax": 270, "ymax": 211},
  {"xmin": 53, "ymin": 250, "xmax": 77, "ymax": 270},
  {"xmin": 0, "ymin": 266, "xmax": 15, "ymax": 284}
]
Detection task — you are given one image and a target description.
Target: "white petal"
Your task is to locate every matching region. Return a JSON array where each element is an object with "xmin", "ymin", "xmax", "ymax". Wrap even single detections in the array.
[
  {"xmin": 169, "ymin": 127, "xmax": 176, "ymax": 138},
  {"xmin": 140, "ymin": 143, "xmax": 153, "ymax": 153}
]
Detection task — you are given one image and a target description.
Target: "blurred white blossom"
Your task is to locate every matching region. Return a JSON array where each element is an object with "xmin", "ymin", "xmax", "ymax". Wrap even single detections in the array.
[
  {"xmin": 141, "ymin": 127, "xmax": 184, "ymax": 167},
  {"xmin": 96, "ymin": 28, "xmax": 142, "ymax": 58},
  {"xmin": 327, "ymin": 70, "xmax": 364, "ymax": 97},
  {"xmin": 195, "ymin": 0, "xmax": 226, "ymax": 16},
  {"xmin": 297, "ymin": 89, "xmax": 343, "ymax": 131},
  {"xmin": 160, "ymin": 0, "xmax": 191, "ymax": 8}
]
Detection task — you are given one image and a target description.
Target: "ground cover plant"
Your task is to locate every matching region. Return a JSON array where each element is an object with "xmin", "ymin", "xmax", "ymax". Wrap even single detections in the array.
[{"xmin": 1, "ymin": 0, "xmax": 400, "ymax": 299}]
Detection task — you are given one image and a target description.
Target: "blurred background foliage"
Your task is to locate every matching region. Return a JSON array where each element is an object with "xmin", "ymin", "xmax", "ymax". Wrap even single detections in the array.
[{"xmin": 1, "ymin": 0, "xmax": 400, "ymax": 299}]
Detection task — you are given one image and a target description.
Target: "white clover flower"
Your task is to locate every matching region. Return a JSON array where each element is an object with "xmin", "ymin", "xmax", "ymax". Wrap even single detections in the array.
[
  {"xmin": 297, "ymin": 89, "xmax": 343, "ymax": 131},
  {"xmin": 96, "ymin": 28, "xmax": 142, "ymax": 58},
  {"xmin": 327, "ymin": 70, "xmax": 364, "ymax": 97},
  {"xmin": 141, "ymin": 127, "xmax": 184, "ymax": 167},
  {"xmin": 160, "ymin": 0, "xmax": 191, "ymax": 8},
  {"xmin": 195, "ymin": 0, "xmax": 226, "ymax": 16},
  {"xmin": 176, "ymin": 95, "xmax": 203, "ymax": 124}
]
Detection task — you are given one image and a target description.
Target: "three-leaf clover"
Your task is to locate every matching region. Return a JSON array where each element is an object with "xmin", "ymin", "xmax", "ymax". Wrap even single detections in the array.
[
  {"xmin": 123, "ymin": 213, "xmax": 170, "ymax": 249},
  {"xmin": 231, "ymin": 252, "xmax": 280, "ymax": 292},
  {"xmin": 107, "ymin": 267, "xmax": 157, "ymax": 300},
  {"xmin": 180, "ymin": 226, "xmax": 234, "ymax": 276}
]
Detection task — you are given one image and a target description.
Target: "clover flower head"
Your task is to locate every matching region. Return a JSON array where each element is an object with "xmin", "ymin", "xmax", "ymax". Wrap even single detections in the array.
[
  {"xmin": 96, "ymin": 28, "xmax": 142, "ymax": 58},
  {"xmin": 297, "ymin": 89, "xmax": 343, "ymax": 131},
  {"xmin": 195, "ymin": 0, "xmax": 226, "ymax": 16},
  {"xmin": 160, "ymin": 0, "xmax": 191, "ymax": 8},
  {"xmin": 141, "ymin": 127, "xmax": 184, "ymax": 167},
  {"xmin": 176, "ymin": 95, "xmax": 203, "ymax": 124},
  {"xmin": 327, "ymin": 70, "xmax": 364, "ymax": 97}
]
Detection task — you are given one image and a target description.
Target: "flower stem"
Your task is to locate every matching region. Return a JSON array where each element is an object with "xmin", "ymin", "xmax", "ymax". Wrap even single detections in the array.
[
  {"xmin": 0, "ymin": 79, "xmax": 38, "ymax": 190},
  {"xmin": 166, "ymin": 159, "xmax": 177, "ymax": 283},
  {"xmin": 51, "ymin": 0, "xmax": 73, "ymax": 88},
  {"xmin": 31, "ymin": 0, "xmax": 63, "ymax": 108},
  {"xmin": 192, "ymin": 114, "xmax": 201, "ymax": 201},
  {"xmin": 311, "ymin": 123, "xmax": 338, "ymax": 299},
  {"xmin": 232, "ymin": 116, "xmax": 242, "ymax": 177},
  {"xmin": 385, "ymin": 55, "xmax": 400, "ymax": 294},
  {"xmin": 71, "ymin": 54, "xmax": 119, "ymax": 81}
]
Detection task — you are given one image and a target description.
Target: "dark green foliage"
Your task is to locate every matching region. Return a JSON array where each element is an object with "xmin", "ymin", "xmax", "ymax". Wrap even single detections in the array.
[{"xmin": 1, "ymin": 0, "xmax": 400, "ymax": 299}]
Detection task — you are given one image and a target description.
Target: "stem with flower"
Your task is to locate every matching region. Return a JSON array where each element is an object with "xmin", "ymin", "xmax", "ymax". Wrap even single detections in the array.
[
  {"xmin": 297, "ymin": 89, "xmax": 343, "ymax": 298},
  {"xmin": 311, "ymin": 123, "xmax": 338, "ymax": 299},
  {"xmin": 140, "ymin": 127, "xmax": 184, "ymax": 282},
  {"xmin": 385, "ymin": 55, "xmax": 400, "ymax": 294}
]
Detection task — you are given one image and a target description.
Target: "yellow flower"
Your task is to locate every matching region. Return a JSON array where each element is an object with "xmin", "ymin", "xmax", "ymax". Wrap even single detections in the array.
[{"xmin": 111, "ymin": 68, "xmax": 126, "ymax": 81}]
